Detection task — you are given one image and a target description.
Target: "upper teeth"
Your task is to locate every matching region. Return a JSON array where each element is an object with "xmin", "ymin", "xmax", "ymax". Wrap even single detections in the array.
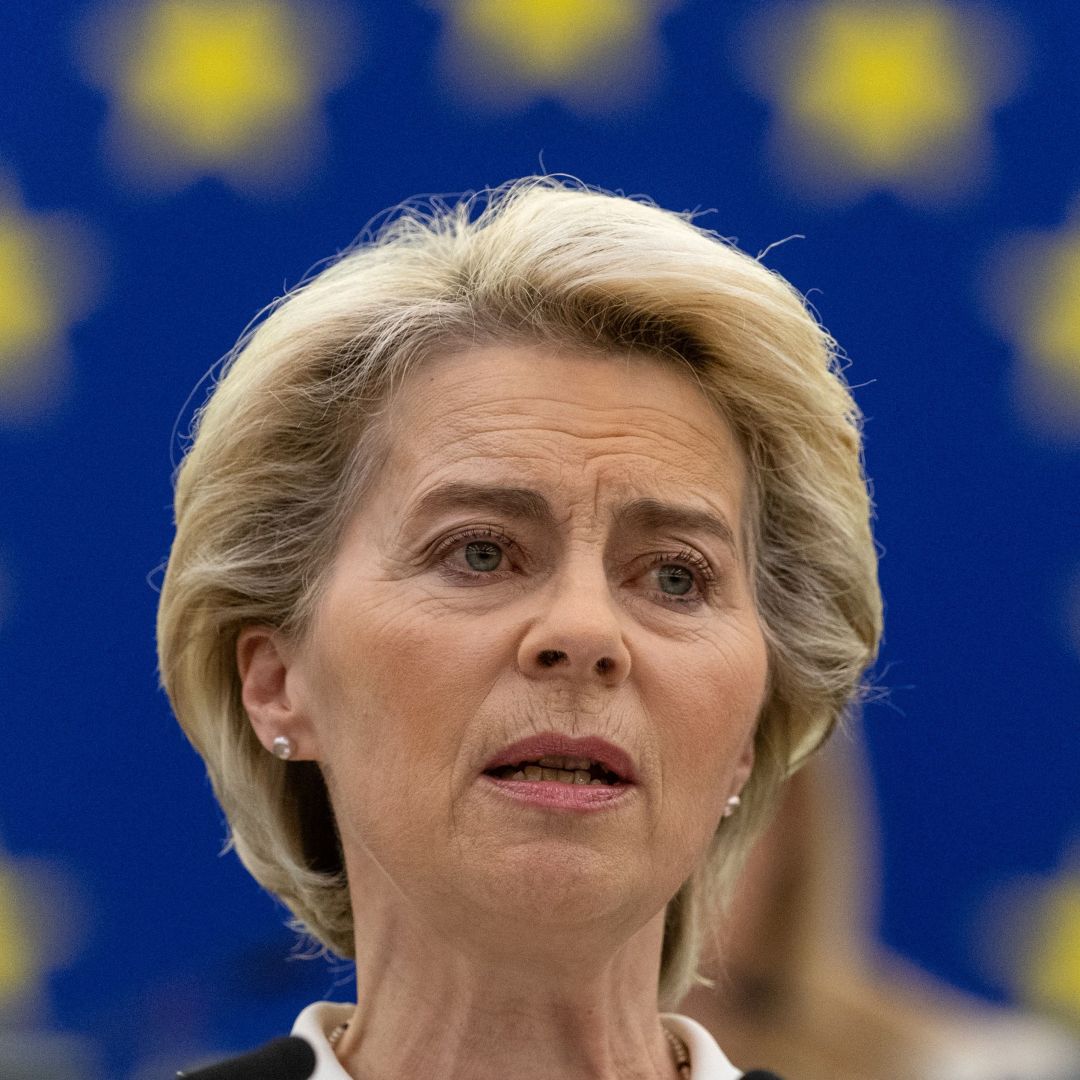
[
  {"xmin": 493, "ymin": 754, "xmax": 617, "ymax": 786},
  {"xmin": 534, "ymin": 755, "xmax": 594, "ymax": 770}
]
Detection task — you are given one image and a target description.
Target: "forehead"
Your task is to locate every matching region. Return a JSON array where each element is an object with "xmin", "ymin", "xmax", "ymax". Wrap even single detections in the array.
[
  {"xmin": 374, "ymin": 344, "xmax": 750, "ymax": 533},
  {"xmin": 392, "ymin": 343, "xmax": 740, "ymax": 465}
]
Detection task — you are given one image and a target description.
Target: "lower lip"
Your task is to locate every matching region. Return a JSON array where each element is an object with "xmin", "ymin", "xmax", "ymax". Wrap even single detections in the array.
[{"xmin": 481, "ymin": 775, "xmax": 634, "ymax": 811}]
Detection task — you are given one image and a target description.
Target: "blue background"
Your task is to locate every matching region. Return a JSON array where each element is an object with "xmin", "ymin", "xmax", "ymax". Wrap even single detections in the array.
[{"xmin": 1, "ymin": 1, "xmax": 1078, "ymax": 1076}]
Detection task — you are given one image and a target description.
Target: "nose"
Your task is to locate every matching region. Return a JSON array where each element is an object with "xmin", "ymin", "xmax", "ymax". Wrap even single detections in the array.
[{"xmin": 517, "ymin": 561, "xmax": 631, "ymax": 686}]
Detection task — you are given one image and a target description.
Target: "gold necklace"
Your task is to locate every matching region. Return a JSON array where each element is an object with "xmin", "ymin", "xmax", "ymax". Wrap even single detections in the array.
[{"xmin": 328, "ymin": 1020, "xmax": 691, "ymax": 1077}]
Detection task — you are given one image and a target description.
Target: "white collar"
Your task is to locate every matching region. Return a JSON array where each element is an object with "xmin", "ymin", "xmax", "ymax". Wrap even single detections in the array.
[
  {"xmin": 291, "ymin": 1001, "xmax": 352, "ymax": 1079},
  {"xmin": 292, "ymin": 1001, "xmax": 743, "ymax": 1079}
]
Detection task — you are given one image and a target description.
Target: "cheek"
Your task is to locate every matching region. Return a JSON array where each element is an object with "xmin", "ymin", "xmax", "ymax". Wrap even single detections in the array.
[
  {"xmin": 310, "ymin": 589, "xmax": 511, "ymax": 764},
  {"xmin": 645, "ymin": 620, "xmax": 768, "ymax": 777}
]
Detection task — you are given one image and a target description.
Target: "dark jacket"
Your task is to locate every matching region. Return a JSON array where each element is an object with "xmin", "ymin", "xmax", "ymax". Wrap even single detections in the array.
[{"xmin": 177, "ymin": 1037, "xmax": 316, "ymax": 1079}]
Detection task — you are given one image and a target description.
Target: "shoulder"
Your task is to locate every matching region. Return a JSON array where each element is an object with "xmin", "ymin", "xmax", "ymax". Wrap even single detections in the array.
[{"xmin": 176, "ymin": 1035, "xmax": 317, "ymax": 1079}]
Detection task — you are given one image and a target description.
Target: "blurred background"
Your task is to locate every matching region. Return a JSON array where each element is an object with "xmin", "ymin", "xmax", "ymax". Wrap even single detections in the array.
[{"xmin": 0, "ymin": 0, "xmax": 1078, "ymax": 1076}]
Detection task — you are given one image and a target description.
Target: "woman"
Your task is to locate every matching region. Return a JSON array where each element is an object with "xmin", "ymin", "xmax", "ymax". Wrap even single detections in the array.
[{"xmin": 157, "ymin": 177, "xmax": 881, "ymax": 1079}]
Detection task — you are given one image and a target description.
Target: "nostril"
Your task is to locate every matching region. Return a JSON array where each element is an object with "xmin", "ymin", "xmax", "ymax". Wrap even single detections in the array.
[
  {"xmin": 537, "ymin": 649, "xmax": 567, "ymax": 667},
  {"xmin": 595, "ymin": 656, "xmax": 615, "ymax": 675}
]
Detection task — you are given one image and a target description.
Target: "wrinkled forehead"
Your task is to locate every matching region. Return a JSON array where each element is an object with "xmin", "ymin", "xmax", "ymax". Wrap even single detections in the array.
[
  {"xmin": 367, "ymin": 343, "xmax": 757, "ymax": 554},
  {"xmin": 388, "ymin": 342, "xmax": 742, "ymax": 456}
]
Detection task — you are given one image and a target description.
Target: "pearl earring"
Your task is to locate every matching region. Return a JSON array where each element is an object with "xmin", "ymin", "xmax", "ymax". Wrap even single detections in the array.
[
  {"xmin": 271, "ymin": 735, "xmax": 295, "ymax": 761},
  {"xmin": 723, "ymin": 794, "xmax": 741, "ymax": 818}
]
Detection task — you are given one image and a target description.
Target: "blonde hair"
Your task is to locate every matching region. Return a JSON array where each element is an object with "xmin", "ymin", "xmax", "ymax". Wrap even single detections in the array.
[{"xmin": 157, "ymin": 177, "xmax": 881, "ymax": 1008}]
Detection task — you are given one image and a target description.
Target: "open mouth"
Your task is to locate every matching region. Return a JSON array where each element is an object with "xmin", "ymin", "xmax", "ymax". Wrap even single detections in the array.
[{"xmin": 484, "ymin": 754, "xmax": 624, "ymax": 787}]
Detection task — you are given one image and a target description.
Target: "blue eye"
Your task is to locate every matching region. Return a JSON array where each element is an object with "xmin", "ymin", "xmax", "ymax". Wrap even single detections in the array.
[
  {"xmin": 431, "ymin": 527, "xmax": 518, "ymax": 583},
  {"xmin": 639, "ymin": 548, "xmax": 714, "ymax": 607},
  {"xmin": 464, "ymin": 540, "xmax": 503, "ymax": 572},
  {"xmin": 656, "ymin": 564, "xmax": 694, "ymax": 595}
]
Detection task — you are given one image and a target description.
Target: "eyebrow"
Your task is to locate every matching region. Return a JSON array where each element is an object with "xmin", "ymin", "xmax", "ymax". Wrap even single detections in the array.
[
  {"xmin": 403, "ymin": 484, "xmax": 738, "ymax": 553},
  {"xmin": 615, "ymin": 498, "xmax": 739, "ymax": 555},
  {"xmin": 402, "ymin": 483, "xmax": 557, "ymax": 531}
]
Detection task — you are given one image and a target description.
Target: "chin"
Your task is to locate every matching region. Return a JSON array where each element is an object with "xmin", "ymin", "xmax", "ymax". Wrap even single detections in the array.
[{"xmin": 463, "ymin": 851, "xmax": 658, "ymax": 937}]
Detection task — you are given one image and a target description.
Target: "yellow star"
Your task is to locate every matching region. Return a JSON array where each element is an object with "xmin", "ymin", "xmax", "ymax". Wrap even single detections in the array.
[
  {"xmin": 987, "ymin": 209, "xmax": 1080, "ymax": 433},
  {"xmin": 455, "ymin": 0, "xmax": 649, "ymax": 81},
  {"xmin": 1027, "ymin": 228, "xmax": 1080, "ymax": 396},
  {"xmin": 0, "ymin": 865, "xmax": 35, "ymax": 1003},
  {"xmin": 0, "ymin": 214, "xmax": 55, "ymax": 366},
  {"xmin": 0, "ymin": 189, "xmax": 96, "ymax": 421},
  {"xmin": 124, "ymin": 0, "xmax": 312, "ymax": 156},
  {"xmin": 1021, "ymin": 870, "xmax": 1080, "ymax": 1025},
  {"xmin": 80, "ymin": 0, "xmax": 350, "ymax": 191},
  {"xmin": 743, "ymin": 1, "xmax": 1016, "ymax": 197},
  {"xmin": 433, "ymin": 0, "xmax": 669, "ymax": 109}
]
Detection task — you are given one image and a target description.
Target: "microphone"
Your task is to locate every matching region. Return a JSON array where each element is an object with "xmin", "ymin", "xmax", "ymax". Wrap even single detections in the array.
[{"xmin": 177, "ymin": 1036, "xmax": 317, "ymax": 1079}]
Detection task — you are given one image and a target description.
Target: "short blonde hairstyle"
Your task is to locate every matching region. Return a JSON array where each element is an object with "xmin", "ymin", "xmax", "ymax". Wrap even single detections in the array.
[{"xmin": 157, "ymin": 177, "xmax": 881, "ymax": 1009}]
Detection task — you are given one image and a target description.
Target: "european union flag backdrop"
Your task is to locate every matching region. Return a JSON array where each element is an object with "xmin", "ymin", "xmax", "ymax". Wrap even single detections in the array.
[{"xmin": 1, "ymin": 1, "xmax": 1078, "ymax": 1076}]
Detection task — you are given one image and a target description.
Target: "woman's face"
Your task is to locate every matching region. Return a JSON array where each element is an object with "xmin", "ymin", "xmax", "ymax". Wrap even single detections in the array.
[{"xmin": 270, "ymin": 344, "xmax": 769, "ymax": 951}]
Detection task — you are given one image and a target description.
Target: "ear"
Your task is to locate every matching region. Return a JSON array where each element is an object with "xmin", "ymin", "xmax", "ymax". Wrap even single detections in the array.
[
  {"xmin": 731, "ymin": 730, "xmax": 756, "ymax": 796},
  {"xmin": 236, "ymin": 625, "xmax": 319, "ymax": 760}
]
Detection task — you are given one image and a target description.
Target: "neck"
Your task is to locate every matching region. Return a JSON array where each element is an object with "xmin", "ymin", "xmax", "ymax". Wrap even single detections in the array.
[{"xmin": 334, "ymin": 887, "xmax": 682, "ymax": 1080}]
